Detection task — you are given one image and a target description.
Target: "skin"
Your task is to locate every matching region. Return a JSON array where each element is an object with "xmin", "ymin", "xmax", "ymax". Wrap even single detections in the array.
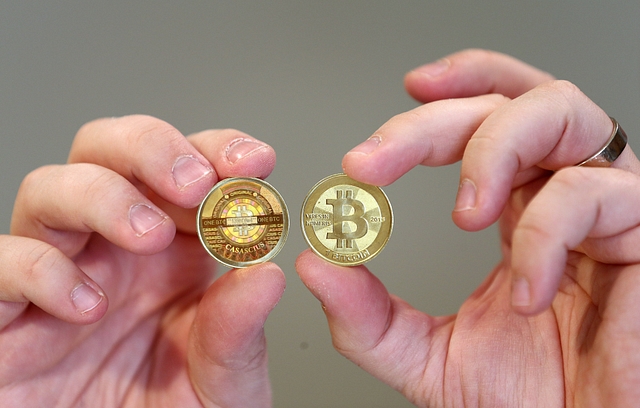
[
  {"xmin": 0, "ymin": 116, "xmax": 285, "ymax": 407},
  {"xmin": 296, "ymin": 49, "xmax": 640, "ymax": 407}
]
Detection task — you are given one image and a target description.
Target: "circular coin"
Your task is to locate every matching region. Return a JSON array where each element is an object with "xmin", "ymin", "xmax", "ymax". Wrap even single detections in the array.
[
  {"xmin": 197, "ymin": 177, "xmax": 289, "ymax": 268},
  {"xmin": 301, "ymin": 173, "xmax": 393, "ymax": 266}
]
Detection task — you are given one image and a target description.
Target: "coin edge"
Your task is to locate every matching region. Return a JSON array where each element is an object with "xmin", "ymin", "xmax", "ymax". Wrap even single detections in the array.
[{"xmin": 197, "ymin": 177, "xmax": 290, "ymax": 268}]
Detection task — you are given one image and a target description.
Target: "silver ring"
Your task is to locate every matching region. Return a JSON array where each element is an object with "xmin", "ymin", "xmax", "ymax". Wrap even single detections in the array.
[{"xmin": 576, "ymin": 117, "xmax": 628, "ymax": 167}]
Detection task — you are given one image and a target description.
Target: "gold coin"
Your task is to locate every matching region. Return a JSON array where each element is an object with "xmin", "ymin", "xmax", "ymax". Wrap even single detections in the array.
[
  {"xmin": 301, "ymin": 173, "xmax": 393, "ymax": 266},
  {"xmin": 197, "ymin": 177, "xmax": 289, "ymax": 268}
]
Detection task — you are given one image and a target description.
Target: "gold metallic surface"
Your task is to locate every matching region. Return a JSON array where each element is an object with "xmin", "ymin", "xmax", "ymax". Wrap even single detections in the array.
[
  {"xmin": 197, "ymin": 177, "xmax": 289, "ymax": 268},
  {"xmin": 301, "ymin": 173, "xmax": 393, "ymax": 266}
]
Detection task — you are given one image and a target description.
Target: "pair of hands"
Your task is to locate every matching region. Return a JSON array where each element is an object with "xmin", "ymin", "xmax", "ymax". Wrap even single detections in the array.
[{"xmin": 2, "ymin": 49, "xmax": 640, "ymax": 407}]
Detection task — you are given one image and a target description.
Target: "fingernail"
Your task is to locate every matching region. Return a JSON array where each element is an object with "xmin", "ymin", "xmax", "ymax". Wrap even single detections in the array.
[
  {"xmin": 71, "ymin": 282, "xmax": 104, "ymax": 314},
  {"xmin": 129, "ymin": 204, "xmax": 167, "ymax": 236},
  {"xmin": 454, "ymin": 178, "xmax": 477, "ymax": 212},
  {"xmin": 511, "ymin": 277, "xmax": 531, "ymax": 307},
  {"xmin": 413, "ymin": 58, "xmax": 451, "ymax": 78},
  {"xmin": 349, "ymin": 135, "xmax": 381, "ymax": 155},
  {"xmin": 172, "ymin": 155, "xmax": 212, "ymax": 189},
  {"xmin": 226, "ymin": 138, "xmax": 268, "ymax": 164}
]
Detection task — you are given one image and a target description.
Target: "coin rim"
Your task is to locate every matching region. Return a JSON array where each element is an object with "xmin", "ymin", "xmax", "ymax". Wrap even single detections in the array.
[
  {"xmin": 197, "ymin": 177, "xmax": 290, "ymax": 268},
  {"xmin": 300, "ymin": 173, "xmax": 393, "ymax": 266}
]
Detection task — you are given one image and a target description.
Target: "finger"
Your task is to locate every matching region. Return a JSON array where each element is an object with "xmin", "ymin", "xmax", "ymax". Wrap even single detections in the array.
[
  {"xmin": 453, "ymin": 80, "xmax": 640, "ymax": 231},
  {"xmin": 1, "ymin": 234, "xmax": 216, "ymax": 388},
  {"xmin": 186, "ymin": 129, "xmax": 276, "ymax": 180},
  {"xmin": 404, "ymin": 48, "xmax": 555, "ymax": 103},
  {"xmin": 11, "ymin": 164, "xmax": 175, "ymax": 257},
  {"xmin": 70, "ymin": 116, "xmax": 276, "ymax": 210},
  {"xmin": 0, "ymin": 235, "xmax": 107, "ymax": 327},
  {"xmin": 69, "ymin": 115, "xmax": 216, "ymax": 209},
  {"xmin": 342, "ymin": 94, "xmax": 509, "ymax": 186},
  {"xmin": 511, "ymin": 167, "xmax": 640, "ymax": 315},
  {"xmin": 295, "ymin": 250, "xmax": 450, "ymax": 405},
  {"xmin": 154, "ymin": 129, "xmax": 277, "ymax": 234},
  {"xmin": 188, "ymin": 262, "xmax": 285, "ymax": 408}
]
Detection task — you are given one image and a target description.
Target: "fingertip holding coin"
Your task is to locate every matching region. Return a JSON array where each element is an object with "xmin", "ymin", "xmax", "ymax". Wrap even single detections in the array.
[{"xmin": 196, "ymin": 173, "xmax": 393, "ymax": 268}]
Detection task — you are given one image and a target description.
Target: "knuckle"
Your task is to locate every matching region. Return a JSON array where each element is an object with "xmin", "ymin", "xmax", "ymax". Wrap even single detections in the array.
[
  {"xmin": 124, "ymin": 115, "xmax": 184, "ymax": 150},
  {"xmin": 18, "ymin": 165, "xmax": 57, "ymax": 192},
  {"xmin": 466, "ymin": 127, "xmax": 499, "ymax": 150},
  {"xmin": 383, "ymin": 109, "xmax": 427, "ymax": 133},
  {"xmin": 225, "ymin": 344, "xmax": 268, "ymax": 372},
  {"xmin": 515, "ymin": 217, "xmax": 555, "ymax": 243},
  {"xmin": 402, "ymin": 109, "xmax": 427, "ymax": 125},
  {"xmin": 73, "ymin": 116, "xmax": 123, "ymax": 152},
  {"xmin": 544, "ymin": 79, "xmax": 582, "ymax": 95},
  {"xmin": 534, "ymin": 80, "xmax": 586, "ymax": 110},
  {"xmin": 77, "ymin": 115, "xmax": 187, "ymax": 153},
  {"xmin": 80, "ymin": 165, "xmax": 125, "ymax": 204},
  {"xmin": 198, "ymin": 335, "xmax": 268, "ymax": 373},
  {"xmin": 74, "ymin": 117, "xmax": 104, "ymax": 141},
  {"xmin": 385, "ymin": 106, "xmax": 435, "ymax": 133},
  {"xmin": 20, "ymin": 242, "xmax": 63, "ymax": 288},
  {"xmin": 14, "ymin": 165, "xmax": 61, "ymax": 210}
]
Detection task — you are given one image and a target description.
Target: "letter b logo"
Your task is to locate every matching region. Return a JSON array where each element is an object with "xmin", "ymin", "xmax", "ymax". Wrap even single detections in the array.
[{"xmin": 326, "ymin": 189, "xmax": 368, "ymax": 248}]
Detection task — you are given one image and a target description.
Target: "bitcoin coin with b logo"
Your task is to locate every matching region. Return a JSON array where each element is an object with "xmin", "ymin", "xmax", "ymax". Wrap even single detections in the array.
[{"xmin": 301, "ymin": 173, "xmax": 393, "ymax": 266}]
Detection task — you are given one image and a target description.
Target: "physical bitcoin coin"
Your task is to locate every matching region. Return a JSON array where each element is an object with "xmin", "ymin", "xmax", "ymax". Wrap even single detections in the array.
[
  {"xmin": 197, "ymin": 177, "xmax": 289, "ymax": 268},
  {"xmin": 301, "ymin": 173, "xmax": 393, "ymax": 266}
]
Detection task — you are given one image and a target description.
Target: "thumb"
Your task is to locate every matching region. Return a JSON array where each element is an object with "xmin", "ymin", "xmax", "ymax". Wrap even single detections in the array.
[
  {"xmin": 295, "ymin": 250, "xmax": 451, "ymax": 405},
  {"xmin": 188, "ymin": 262, "xmax": 285, "ymax": 408}
]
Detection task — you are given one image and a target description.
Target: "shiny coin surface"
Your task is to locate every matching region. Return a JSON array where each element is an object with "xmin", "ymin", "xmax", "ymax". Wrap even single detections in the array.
[
  {"xmin": 301, "ymin": 173, "xmax": 393, "ymax": 266},
  {"xmin": 197, "ymin": 177, "xmax": 289, "ymax": 268}
]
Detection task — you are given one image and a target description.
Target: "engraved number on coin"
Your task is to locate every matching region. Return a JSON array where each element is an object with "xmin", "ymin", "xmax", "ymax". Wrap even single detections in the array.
[{"xmin": 326, "ymin": 189, "xmax": 368, "ymax": 248}]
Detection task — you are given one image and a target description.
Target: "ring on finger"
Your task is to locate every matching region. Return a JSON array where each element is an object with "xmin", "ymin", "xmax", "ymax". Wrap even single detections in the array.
[{"xmin": 576, "ymin": 117, "xmax": 628, "ymax": 167}]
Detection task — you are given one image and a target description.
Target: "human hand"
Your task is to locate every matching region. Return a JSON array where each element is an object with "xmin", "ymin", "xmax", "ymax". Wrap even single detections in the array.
[
  {"xmin": 0, "ymin": 115, "xmax": 285, "ymax": 407},
  {"xmin": 296, "ymin": 49, "xmax": 640, "ymax": 407}
]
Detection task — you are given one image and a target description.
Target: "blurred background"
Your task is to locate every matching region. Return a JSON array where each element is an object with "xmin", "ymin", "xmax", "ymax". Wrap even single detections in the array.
[{"xmin": 1, "ymin": 1, "xmax": 638, "ymax": 406}]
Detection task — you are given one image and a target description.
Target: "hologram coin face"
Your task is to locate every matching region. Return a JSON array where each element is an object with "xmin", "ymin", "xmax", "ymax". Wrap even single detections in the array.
[
  {"xmin": 301, "ymin": 173, "xmax": 393, "ymax": 266},
  {"xmin": 197, "ymin": 177, "xmax": 289, "ymax": 268}
]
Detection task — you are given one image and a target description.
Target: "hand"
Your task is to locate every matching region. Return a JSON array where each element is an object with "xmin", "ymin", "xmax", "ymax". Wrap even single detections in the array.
[
  {"xmin": 0, "ymin": 115, "xmax": 285, "ymax": 407},
  {"xmin": 296, "ymin": 49, "xmax": 640, "ymax": 407}
]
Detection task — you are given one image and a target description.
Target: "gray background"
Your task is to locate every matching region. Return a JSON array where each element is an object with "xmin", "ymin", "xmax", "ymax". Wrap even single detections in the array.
[{"xmin": 1, "ymin": 1, "xmax": 638, "ymax": 407}]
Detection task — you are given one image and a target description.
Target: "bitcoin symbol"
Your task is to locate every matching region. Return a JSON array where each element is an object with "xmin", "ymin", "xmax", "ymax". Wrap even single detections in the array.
[
  {"xmin": 326, "ymin": 189, "xmax": 368, "ymax": 248},
  {"xmin": 197, "ymin": 177, "xmax": 289, "ymax": 268},
  {"xmin": 232, "ymin": 204, "xmax": 252, "ymax": 236},
  {"xmin": 301, "ymin": 174, "xmax": 393, "ymax": 266}
]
